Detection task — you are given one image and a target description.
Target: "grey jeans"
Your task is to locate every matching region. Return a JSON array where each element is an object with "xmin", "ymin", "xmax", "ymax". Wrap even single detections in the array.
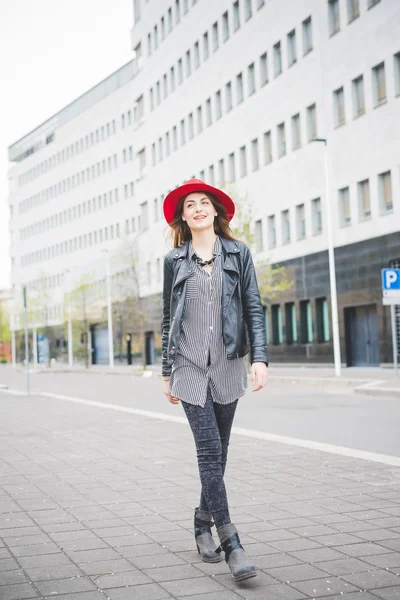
[{"xmin": 181, "ymin": 387, "xmax": 238, "ymax": 529}]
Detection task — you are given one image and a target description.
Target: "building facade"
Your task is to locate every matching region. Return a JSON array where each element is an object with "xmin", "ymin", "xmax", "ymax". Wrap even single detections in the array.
[{"xmin": 7, "ymin": 0, "xmax": 400, "ymax": 365}]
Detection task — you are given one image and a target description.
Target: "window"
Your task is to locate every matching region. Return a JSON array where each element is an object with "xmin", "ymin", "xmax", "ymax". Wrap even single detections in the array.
[
  {"xmin": 263, "ymin": 130, "xmax": 272, "ymax": 164},
  {"xmin": 147, "ymin": 33, "xmax": 152, "ymax": 56},
  {"xmin": 333, "ymin": 87, "xmax": 345, "ymax": 127},
  {"xmin": 367, "ymin": 0, "xmax": 380, "ymax": 7},
  {"xmin": 133, "ymin": 0, "xmax": 141, "ymax": 23},
  {"xmin": 260, "ymin": 52, "xmax": 268, "ymax": 86},
  {"xmin": 205, "ymin": 98, "xmax": 212, "ymax": 126},
  {"xmin": 137, "ymin": 148, "xmax": 146, "ymax": 177},
  {"xmin": 296, "ymin": 204, "xmax": 306, "ymax": 239},
  {"xmin": 316, "ymin": 298, "xmax": 330, "ymax": 343},
  {"xmin": 271, "ymin": 305, "xmax": 283, "ymax": 345},
  {"xmin": 152, "ymin": 143, "xmax": 157, "ymax": 166},
  {"xmin": 244, "ymin": 0, "xmax": 252, "ymax": 21},
  {"xmin": 228, "ymin": 152, "xmax": 236, "ymax": 181},
  {"xmin": 394, "ymin": 52, "xmax": 400, "ymax": 96},
  {"xmin": 170, "ymin": 66, "xmax": 176, "ymax": 91},
  {"xmin": 161, "ymin": 16, "xmax": 166, "ymax": 40},
  {"xmin": 194, "ymin": 41, "xmax": 200, "ymax": 69},
  {"xmin": 183, "ymin": 0, "xmax": 189, "ymax": 14},
  {"xmin": 300, "ymin": 300, "xmax": 313, "ymax": 343},
  {"xmin": 372, "ymin": 62, "xmax": 387, "ymax": 106},
  {"xmin": 358, "ymin": 179, "xmax": 371, "ymax": 220},
  {"xmin": 236, "ymin": 72, "xmax": 244, "ymax": 104},
  {"xmin": 378, "ymin": 171, "xmax": 393, "ymax": 213},
  {"xmin": 328, "ymin": 0, "xmax": 340, "ymax": 36},
  {"xmin": 287, "ymin": 29, "xmax": 297, "ymax": 66},
  {"xmin": 277, "ymin": 122, "xmax": 286, "ymax": 157},
  {"xmin": 123, "ymin": 148, "xmax": 127, "ymax": 163},
  {"xmin": 165, "ymin": 131, "xmax": 171, "ymax": 155},
  {"xmin": 215, "ymin": 90, "xmax": 222, "ymax": 119},
  {"xmin": 273, "ymin": 42, "xmax": 282, "ymax": 76},
  {"xmin": 285, "ymin": 303, "xmax": 298, "ymax": 344},
  {"xmin": 141, "ymin": 201, "xmax": 149, "ymax": 231},
  {"xmin": 255, "ymin": 219, "xmax": 263, "ymax": 252},
  {"xmin": 352, "ymin": 75, "xmax": 365, "ymax": 117},
  {"xmin": 180, "ymin": 119, "xmax": 186, "ymax": 145},
  {"xmin": 158, "ymin": 137, "xmax": 164, "ymax": 161},
  {"xmin": 186, "ymin": 50, "xmax": 191, "ymax": 76},
  {"xmin": 281, "ymin": 209, "xmax": 290, "ymax": 244},
  {"xmin": 212, "ymin": 21, "xmax": 219, "ymax": 51},
  {"xmin": 307, "ymin": 103, "xmax": 317, "ymax": 141},
  {"xmin": 188, "ymin": 112, "xmax": 194, "ymax": 139},
  {"xmin": 257, "ymin": 0, "xmax": 265, "ymax": 7},
  {"xmin": 168, "ymin": 7, "xmax": 173, "ymax": 32},
  {"xmin": 218, "ymin": 158, "xmax": 225, "ymax": 186},
  {"xmin": 248, "ymin": 62, "xmax": 256, "ymax": 95},
  {"xmin": 291, "ymin": 113, "xmax": 301, "ymax": 150},
  {"xmin": 249, "ymin": 138, "xmax": 259, "ymax": 171},
  {"xmin": 154, "ymin": 25, "xmax": 159, "ymax": 48},
  {"xmin": 172, "ymin": 125, "xmax": 178, "ymax": 150},
  {"xmin": 197, "ymin": 105, "xmax": 203, "ymax": 133},
  {"xmin": 175, "ymin": 0, "xmax": 180, "ymax": 24},
  {"xmin": 163, "ymin": 74, "xmax": 168, "ymax": 98},
  {"xmin": 208, "ymin": 164, "xmax": 215, "ymax": 185},
  {"xmin": 302, "ymin": 16, "xmax": 313, "ymax": 54},
  {"xmin": 339, "ymin": 187, "xmax": 351, "ymax": 226},
  {"xmin": 149, "ymin": 88, "xmax": 154, "ymax": 111},
  {"xmin": 226, "ymin": 81, "xmax": 233, "ymax": 112},
  {"xmin": 156, "ymin": 258, "xmax": 161, "ymax": 283},
  {"xmin": 347, "ymin": 0, "xmax": 360, "ymax": 22},
  {"xmin": 203, "ymin": 31, "xmax": 209, "ymax": 60},
  {"xmin": 239, "ymin": 145, "xmax": 247, "ymax": 177},
  {"xmin": 311, "ymin": 197, "xmax": 322, "ymax": 234},
  {"xmin": 222, "ymin": 11, "xmax": 230, "ymax": 42},
  {"xmin": 177, "ymin": 58, "xmax": 183, "ymax": 83},
  {"xmin": 233, "ymin": 1, "xmax": 240, "ymax": 31},
  {"xmin": 156, "ymin": 81, "xmax": 161, "ymax": 104}
]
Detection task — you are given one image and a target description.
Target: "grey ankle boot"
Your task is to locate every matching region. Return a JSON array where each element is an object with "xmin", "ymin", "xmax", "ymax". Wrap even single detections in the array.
[
  {"xmin": 216, "ymin": 523, "xmax": 257, "ymax": 582},
  {"xmin": 194, "ymin": 508, "xmax": 222, "ymax": 563}
]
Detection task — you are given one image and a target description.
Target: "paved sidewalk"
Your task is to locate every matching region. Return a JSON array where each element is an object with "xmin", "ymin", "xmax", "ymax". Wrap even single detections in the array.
[{"xmin": 1, "ymin": 390, "xmax": 400, "ymax": 600}]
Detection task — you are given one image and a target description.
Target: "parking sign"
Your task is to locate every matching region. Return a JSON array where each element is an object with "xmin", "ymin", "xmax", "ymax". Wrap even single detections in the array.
[{"xmin": 382, "ymin": 269, "xmax": 400, "ymax": 305}]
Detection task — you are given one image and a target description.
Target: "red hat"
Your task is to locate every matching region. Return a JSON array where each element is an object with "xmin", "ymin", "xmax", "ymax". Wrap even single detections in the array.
[{"xmin": 163, "ymin": 178, "xmax": 235, "ymax": 225}]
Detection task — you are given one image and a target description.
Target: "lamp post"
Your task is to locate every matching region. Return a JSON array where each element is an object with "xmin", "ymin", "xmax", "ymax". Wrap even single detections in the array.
[
  {"xmin": 102, "ymin": 249, "xmax": 114, "ymax": 368},
  {"xmin": 312, "ymin": 138, "xmax": 341, "ymax": 377}
]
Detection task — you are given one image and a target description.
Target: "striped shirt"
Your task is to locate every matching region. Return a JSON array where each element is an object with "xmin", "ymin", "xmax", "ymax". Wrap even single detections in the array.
[{"xmin": 170, "ymin": 236, "xmax": 248, "ymax": 407}]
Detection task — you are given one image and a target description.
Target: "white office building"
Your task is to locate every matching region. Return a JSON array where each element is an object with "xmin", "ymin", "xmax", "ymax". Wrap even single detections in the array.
[{"xmin": 7, "ymin": 0, "xmax": 400, "ymax": 365}]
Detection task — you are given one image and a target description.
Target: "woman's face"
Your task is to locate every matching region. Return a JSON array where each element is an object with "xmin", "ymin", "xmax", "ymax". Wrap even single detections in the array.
[{"xmin": 182, "ymin": 193, "xmax": 218, "ymax": 232}]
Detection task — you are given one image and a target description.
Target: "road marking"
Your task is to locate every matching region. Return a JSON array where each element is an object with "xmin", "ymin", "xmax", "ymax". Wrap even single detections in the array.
[
  {"xmin": 0, "ymin": 388, "xmax": 27, "ymax": 396},
  {"xmin": 37, "ymin": 391, "xmax": 400, "ymax": 468}
]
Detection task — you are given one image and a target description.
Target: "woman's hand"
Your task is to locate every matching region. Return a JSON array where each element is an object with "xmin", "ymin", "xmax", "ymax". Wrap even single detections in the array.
[
  {"xmin": 163, "ymin": 379, "xmax": 180, "ymax": 404},
  {"xmin": 251, "ymin": 362, "xmax": 268, "ymax": 392}
]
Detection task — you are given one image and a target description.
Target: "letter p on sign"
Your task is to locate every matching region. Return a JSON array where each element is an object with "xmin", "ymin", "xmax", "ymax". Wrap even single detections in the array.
[{"xmin": 386, "ymin": 270, "xmax": 398, "ymax": 288}]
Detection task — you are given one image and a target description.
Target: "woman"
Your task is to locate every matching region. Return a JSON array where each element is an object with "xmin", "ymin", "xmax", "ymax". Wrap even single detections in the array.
[{"xmin": 162, "ymin": 178, "xmax": 268, "ymax": 582}]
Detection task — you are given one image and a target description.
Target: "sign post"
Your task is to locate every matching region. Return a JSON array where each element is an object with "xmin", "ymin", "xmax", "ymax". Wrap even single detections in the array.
[{"xmin": 382, "ymin": 269, "xmax": 400, "ymax": 377}]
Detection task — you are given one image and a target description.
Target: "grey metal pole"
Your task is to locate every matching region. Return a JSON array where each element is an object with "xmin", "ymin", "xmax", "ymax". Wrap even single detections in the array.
[
  {"xmin": 23, "ymin": 286, "xmax": 30, "ymax": 395},
  {"xmin": 391, "ymin": 304, "xmax": 398, "ymax": 377}
]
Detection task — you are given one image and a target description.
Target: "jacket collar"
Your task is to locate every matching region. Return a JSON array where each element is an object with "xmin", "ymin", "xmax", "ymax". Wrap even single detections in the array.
[{"xmin": 173, "ymin": 237, "xmax": 240, "ymax": 260}]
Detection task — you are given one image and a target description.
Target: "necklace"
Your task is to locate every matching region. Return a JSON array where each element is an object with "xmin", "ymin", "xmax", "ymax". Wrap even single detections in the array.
[{"xmin": 195, "ymin": 255, "xmax": 216, "ymax": 267}]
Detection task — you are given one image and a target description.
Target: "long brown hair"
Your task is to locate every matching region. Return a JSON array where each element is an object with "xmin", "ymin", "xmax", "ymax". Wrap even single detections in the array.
[{"xmin": 169, "ymin": 192, "xmax": 237, "ymax": 248}]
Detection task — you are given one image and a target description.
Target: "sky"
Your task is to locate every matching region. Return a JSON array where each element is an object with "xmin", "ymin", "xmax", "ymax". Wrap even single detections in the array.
[{"xmin": 0, "ymin": 0, "xmax": 133, "ymax": 289}]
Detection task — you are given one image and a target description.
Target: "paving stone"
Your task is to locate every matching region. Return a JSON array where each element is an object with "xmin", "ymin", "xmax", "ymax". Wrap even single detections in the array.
[
  {"xmin": 62, "ymin": 548, "xmax": 120, "ymax": 562},
  {"xmin": 314, "ymin": 592, "xmax": 382, "ymax": 600},
  {"xmin": 17, "ymin": 553, "xmax": 73, "ymax": 569},
  {"xmin": 353, "ymin": 529, "xmax": 400, "ymax": 542},
  {"xmin": 264, "ymin": 563, "xmax": 331, "ymax": 583},
  {"xmin": 176, "ymin": 592, "xmax": 242, "ymax": 600},
  {"xmin": 106, "ymin": 582, "xmax": 172, "ymax": 599},
  {"xmin": 341, "ymin": 569, "xmax": 400, "ymax": 590},
  {"xmin": 35, "ymin": 575, "xmax": 98, "ymax": 596},
  {"xmin": 9, "ymin": 542, "xmax": 61, "ymax": 558},
  {"xmin": 0, "ymin": 583, "xmax": 38, "ymax": 599},
  {"xmin": 90, "ymin": 570, "xmax": 152, "ymax": 588},
  {"xmin": 159, "ymin": 575, "xmax": 226, "ymax": 597},
  {"xmin": 316, "ymin": 556, "xmax": 373, "ymax": 576},
  {"xmin": 79, "ymin": 558, "xmax": 137, "ymax": 576},
  {"xmin": 235, "ymin": 582, "xmax": 307, "ymax": 600},
  {"xmin": 253, "ymin": 553, "xmax": 302, "ymax": 570},
  {"xmin": 41, "ymin": 592, "xmax": 106, "ymax": 600},
  {"xmin": 118, "ymin": 542, "xmax": 169, "ymax": 559},
  {"xmin": 370, "ymin": 587, "xmax": 400, "ymax": 599},
  {"xmin": 333, "ymin": 542, "xmax": 391, "ymax": 558},
  {"xmin": 269, "ymin": 537, "xmax": 323, "ymax": 552},
  {"xmin": 0, "ymin": 570, "xmax": 28, "ymax": 585},
  {"xmin": 129, "ymin": 552, "xmax": 187, "ymax": 570},
  {"xmin": 362, "ymin": 552, "xmax": 400, "ymax": 569},
  {"xmin": 290, "ymin": 575, "xmax": 359, "ymax": 596},
  {"xmin": 375, "ymin": 538, "xmax": 400, "ymax": 552},
  {"xmin": 0, "ymin": 558, "xmax": 20, "ymax": 572},
  {"xmin": 143, "ymin": 564, "xmax": 205, "ymax": 583},
  {"xmin": 214, "ymin": 570, "xmax": 278, "ymax": 591},
  {"xmin": 24, "ymin": 563, "xmax": 83, "ymax": 582}
]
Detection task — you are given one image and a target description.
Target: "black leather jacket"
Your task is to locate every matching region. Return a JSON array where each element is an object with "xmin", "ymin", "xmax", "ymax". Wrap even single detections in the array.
[{"xmin": 162, "ymin": 237, "xmax": 268, "ymax": 376}]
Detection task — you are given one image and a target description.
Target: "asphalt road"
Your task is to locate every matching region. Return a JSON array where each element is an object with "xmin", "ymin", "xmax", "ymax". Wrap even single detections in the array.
[{"xmin": 1, "ymin": 367, "xmax": 400, "ymax": 458}]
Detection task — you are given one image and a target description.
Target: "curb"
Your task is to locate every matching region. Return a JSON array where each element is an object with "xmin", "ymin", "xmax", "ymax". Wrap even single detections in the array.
[{"xmin": 354, "ymin": 380, "xmax": 400, "ymax": 399}]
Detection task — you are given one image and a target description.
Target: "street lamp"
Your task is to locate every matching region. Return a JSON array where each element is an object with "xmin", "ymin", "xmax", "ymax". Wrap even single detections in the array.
[
  {"xmin": 102, "ymin": 249, "xmax": 114, "ymax": 368},
  {"xmin": 312, "ymin": 138, "xmax": 341, "ymax": 377}
]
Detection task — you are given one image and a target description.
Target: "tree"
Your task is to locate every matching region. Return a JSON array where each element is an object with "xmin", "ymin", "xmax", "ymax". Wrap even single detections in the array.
[
  {"xmin": 113, "ymin": 236, "xmax": 148, "ymax": 368},
  {"xmin": 68, "ymin": 273, "xmax": 98, "ymax": 368},
  {"xmin": 0, "ymin": 300, "xmax": 11, "ymax": 362},
  {"xmin": 225, "ymin": 182, "xmax": 294, "ymax": 303}
]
